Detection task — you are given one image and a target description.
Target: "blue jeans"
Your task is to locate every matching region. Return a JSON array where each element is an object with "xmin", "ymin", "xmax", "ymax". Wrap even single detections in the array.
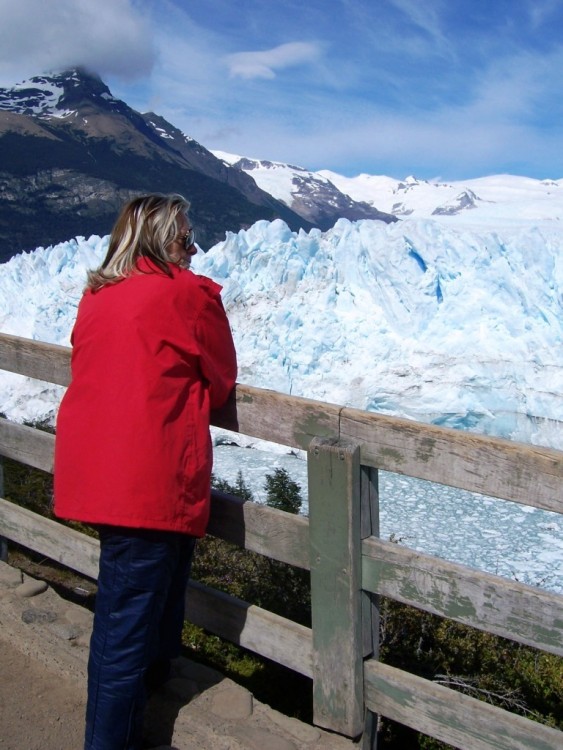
[{"xmin": 85, "ymin": 526, "xmax": 196, "ymax": 750}]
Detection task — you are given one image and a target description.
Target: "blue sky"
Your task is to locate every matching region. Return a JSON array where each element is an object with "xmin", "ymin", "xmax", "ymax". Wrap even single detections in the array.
[{"xmin": 1, "ymin": 0, "xmax": 563, "ymax": 179}]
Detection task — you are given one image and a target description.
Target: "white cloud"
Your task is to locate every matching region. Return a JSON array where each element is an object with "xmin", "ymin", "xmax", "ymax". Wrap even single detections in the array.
[
  {"xmin": 379, "ymin": 0, "xmax": 455, "ymax": 62},
  {"xmin": 466, "ymin": 46, "xmax": 563, "ymax": 127},
  {"xmin": 195, "ymin": 41, "xmax": 563, "ymax": 180},
  {"xmin": 0, "ymin": 0, "xmax": 155, "ymax": 86},
  {"xmin": 388, "ymin": 0, "xmax": 448, "ymax": 44},
  {"xmin": 527, "ymin": 0, "xmax": 562, "ymax": 30},
  {"xmin": 226, "ymin": 42, "xmax": 323, "ymax": 80}
]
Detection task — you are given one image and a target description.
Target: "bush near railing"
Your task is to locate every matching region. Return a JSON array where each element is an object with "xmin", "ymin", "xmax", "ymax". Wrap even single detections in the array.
[{"xmin": 1, "ymin": 331, "xmax": 562, "ymax": 750}]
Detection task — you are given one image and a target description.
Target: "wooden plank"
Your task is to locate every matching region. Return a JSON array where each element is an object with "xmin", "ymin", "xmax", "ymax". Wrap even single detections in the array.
[
  {"xmin": 0, "ymin": 417, "xmax": 55, "ymax": 472},
  {"xmin": 0, "ymin": 331, "xmax": 71, "ymax": 386},
  {"xmin": 340, "ymin": 406, "xmax": 563, "ymax": 512},
  {"xmin": 364, "ymin": 660, "xmax": 563, "ymax": 750},
  {"xmin": 360, "ymin": 466, "xmax": 381, "ymax": 750},
  {"xmin": 0, "ymin": 459, "xmax": 7, "ymax": 562},
  {"xmin": 0, "ymin": 331, "xmax": 339, "ymax": 449},
  {"xmin": 362, "ymin": 537, "xmax": 563, "ymax": 657},
  {"xmin": 208, "ymin": 489, "xmax": 310, "ymax": 569},
  {"xmin": 0, "ymin": 423, "xmax": 313, "ymax": 568},
  {"xmin": 213, "ymin": 383, "xmax": 341, "ymax": 450},
  {"xmin": 0, "ymin": 381, "xmax": 338, "ymax": 494},
  {"xmin": 360, "ymin": 466, "xmax": 380, "ymax": 658},
  {"xmin": 308, "ymin": 437, "xmax": 364, "ymax": 737},
  {"xmin": 186, "ymin": 580, "xmax": 313, "ymax": 677},
  {"xmin": 0, "ymin": 497, "xmax": 99, "ymax": 579}
]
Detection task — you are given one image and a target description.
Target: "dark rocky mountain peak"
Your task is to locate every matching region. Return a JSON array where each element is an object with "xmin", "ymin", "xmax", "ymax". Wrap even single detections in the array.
[
  {"xmin": 0, "ymin": 68, "xmax": 118, "ymax": 118},
  {"xmin": 0, "ymin": 68, "xmax": 312, "ymax": 261},
  {"xmin": 432, "ymin": 189, "xmax": 480, "ymax": 216}
]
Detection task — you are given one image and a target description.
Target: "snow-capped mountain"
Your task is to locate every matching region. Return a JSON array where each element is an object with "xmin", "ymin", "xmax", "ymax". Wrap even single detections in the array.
[
  {"xmin": 319, "ymin": 171, "xmax": 563, "ymax": 228},
  {"xmin": 212, "ymin": 150, "xmax": 396, "ymax": 229},
  {"xmin": 210, "ymin": 150, "xmax": 561, "ymax": 230},
  {"xmin": 1, "ymin": 216, "xmax": 561, "ymax": 451}
]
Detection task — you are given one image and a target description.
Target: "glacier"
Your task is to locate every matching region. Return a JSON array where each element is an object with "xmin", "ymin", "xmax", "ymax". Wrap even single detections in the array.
[
  {"xmin": 0, "ymin": 216, "xmax": 562, "ymax": 592},
  {"xmin": 195, "ymin": 217, "xmax": 563, "ymax": 450},
  {"xmin": 0, "ymin": 217, "xmax": 562, "ymax": 447}
]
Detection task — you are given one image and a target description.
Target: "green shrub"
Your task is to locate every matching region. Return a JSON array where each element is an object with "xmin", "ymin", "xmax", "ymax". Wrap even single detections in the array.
[
  {"xmin": 3, "ymin": 456, "xmax": 54, "ymax": 517},
  {"xmin": 377, "ymin": 598, "xmax": 563, "ymax": 747},
  {"xmin": 264, "ymin": 467, "xmax": 302, "ymax": 514}
]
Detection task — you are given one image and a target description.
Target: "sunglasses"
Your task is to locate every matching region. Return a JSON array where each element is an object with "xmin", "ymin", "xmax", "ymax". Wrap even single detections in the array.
[{"xmin": 182, "ymin": 228, "xmax": 196, "ymax": 249}]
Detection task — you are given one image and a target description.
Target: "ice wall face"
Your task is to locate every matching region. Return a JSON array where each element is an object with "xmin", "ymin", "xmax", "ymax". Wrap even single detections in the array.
[
  {"xmin": 0, "ymin": 235, "xmax": 109, "ymax": 423},
  {"xmin": 190, "ymin": 218, "xmax": 562, "ymax": 448},
  {"xmin": 0, "ymin": 218, "xmax": 561, "ymax": 449},
  {"xmin": 0, "ymin": 235, "xmax": 108, "ymax": 342}
]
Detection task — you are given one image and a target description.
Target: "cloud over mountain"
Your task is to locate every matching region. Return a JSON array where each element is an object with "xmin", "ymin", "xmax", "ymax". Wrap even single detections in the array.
[{"xmin": 0, "ymin": 0, "xmax": 155, "ymax": 85}]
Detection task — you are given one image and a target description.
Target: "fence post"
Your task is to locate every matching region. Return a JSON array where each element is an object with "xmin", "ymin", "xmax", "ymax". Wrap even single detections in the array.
[
  {"xmin": 0, "ymin": 458, "xmax": 7, "ymax": 562},
  {"xmin": 308, "ymin": 436, "xmax": 363, "ymax": 737},
  {"xmin": 360, "ymin": 466, "xmax": 380, "ymax": 749}
]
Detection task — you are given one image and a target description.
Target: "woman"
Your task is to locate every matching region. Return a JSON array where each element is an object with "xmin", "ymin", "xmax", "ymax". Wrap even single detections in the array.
[{"xmin": 54, "ymin": 194, "xmax": 237, "ymax": 750}]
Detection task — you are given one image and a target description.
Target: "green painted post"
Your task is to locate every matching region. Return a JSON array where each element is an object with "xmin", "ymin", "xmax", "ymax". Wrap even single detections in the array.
[
  {"xmin": 360, "ymin": 465, "xmax": 380, "ymax": 750},
  {"xmin": 308, "ymin": 436, "xmax": 363, "ymax": 737}
]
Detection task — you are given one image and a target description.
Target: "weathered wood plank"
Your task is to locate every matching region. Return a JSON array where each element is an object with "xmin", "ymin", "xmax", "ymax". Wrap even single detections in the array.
[
  {"xmin": 186, "ymin": 580, "xmax": 313, "ymax": 677},
  {"xmin": 0, "ymin": 497, "xmax": 99, "ymax": 579},
  {"xmin": 0, "ymin": 332, "xmax": 71, "ymax": 386},
  {"xmin": 364, "ymin": 660, "xmax": 563, "ymax": 750},
  {"xmin": 208, "ymin": 490, "xmax": 310, "ymax": 569},
  {"xmin": 340, "ymin": 406, "xmax": 563, "ymax": 512},
  {"xmin": 308, "ymin": 437, "xmax": 364, "ymax": 737},
  {"xmin": 0, "ymin": 417, "xmax": 55, "ymax": 472},
  {"xmin": 362, "ymin": 537, "xmax": 563, "ymax": 657},
  {"xmin": 0, "ymin": 459, "xmax": 7, "ymax": 562},
  {"xmin": 360, "ymin": 466, "xmax": 381, "ymax": 750},
  {"xmin": 0, "ymin": 332, "xmax": 342, "ymax": 449},
  {"xmin": 213, "ymin": 383, "xmax": 341, "ymax": 450},
  {"xmin": 360, "ymin": 466, "xmax": 380, "ymax": 659},
  {"xmin": 0, "ymin": 420, "xmax": 312, "ymax": 567}
]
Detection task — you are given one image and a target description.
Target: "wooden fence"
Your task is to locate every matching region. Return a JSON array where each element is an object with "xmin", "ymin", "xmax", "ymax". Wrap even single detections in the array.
[{"xmin": 0, "ymin": 331, "xmax": 562, "ymax": 750}]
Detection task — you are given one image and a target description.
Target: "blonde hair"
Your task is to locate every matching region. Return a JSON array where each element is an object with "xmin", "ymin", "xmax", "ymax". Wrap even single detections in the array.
[{"xmin": 86, "ymin": 194, "xmax": 191, "ymax": 291}]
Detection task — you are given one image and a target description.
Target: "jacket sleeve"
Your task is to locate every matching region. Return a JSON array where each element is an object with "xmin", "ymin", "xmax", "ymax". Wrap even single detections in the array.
[{"xmin": 195, "ymin": 293, "xmax": 238, "ymax": 409}]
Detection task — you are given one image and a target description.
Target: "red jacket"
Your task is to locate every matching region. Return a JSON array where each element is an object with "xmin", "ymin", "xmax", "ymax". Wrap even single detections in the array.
[{"xmin": 53, "ymin": 258, "xmax": 237, "ymax": 536}]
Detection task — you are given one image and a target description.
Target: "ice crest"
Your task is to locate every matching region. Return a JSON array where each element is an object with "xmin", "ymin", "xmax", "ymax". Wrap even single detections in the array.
[{"xmin": 0, "ymin": 218, "xmax": 561, "ymax": 450}]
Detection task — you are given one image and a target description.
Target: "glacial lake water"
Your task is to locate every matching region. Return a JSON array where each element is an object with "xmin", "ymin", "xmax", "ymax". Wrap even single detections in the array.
[{"xmin": 213, "ymin": 442, "xmax": 563, "ymax": 595}]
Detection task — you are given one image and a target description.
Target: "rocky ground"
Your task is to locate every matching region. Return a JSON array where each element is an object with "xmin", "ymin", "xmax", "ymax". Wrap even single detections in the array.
[{"xmin": 0, "ymin": 560, "xmax": 357, "ymax": 750}]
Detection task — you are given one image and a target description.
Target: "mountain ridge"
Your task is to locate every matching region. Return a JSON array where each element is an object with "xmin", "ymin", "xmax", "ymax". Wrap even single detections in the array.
[
  {"xmin": 1, "ymin": 68, "xmax": 561, "ymax": 263},
  {"xmin": 0, "ymin": 69, "xmax": 313, "ymax": 261},
  {"xmin": 318, "ymin": 170, "xmax": 563, "ymax": 226},
  {"xmin": 212, "ymin": 150, "xmax": 562, "ymax": 230},
  {"xmin": 212, "ymin": 151, "xmax": 397, "ymax": 230}
]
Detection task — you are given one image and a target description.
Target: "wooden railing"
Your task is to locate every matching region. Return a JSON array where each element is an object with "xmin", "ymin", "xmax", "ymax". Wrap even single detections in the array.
[{"xmin": 0, "ymin": 331, "xmax": 562, "ymax": 750}]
